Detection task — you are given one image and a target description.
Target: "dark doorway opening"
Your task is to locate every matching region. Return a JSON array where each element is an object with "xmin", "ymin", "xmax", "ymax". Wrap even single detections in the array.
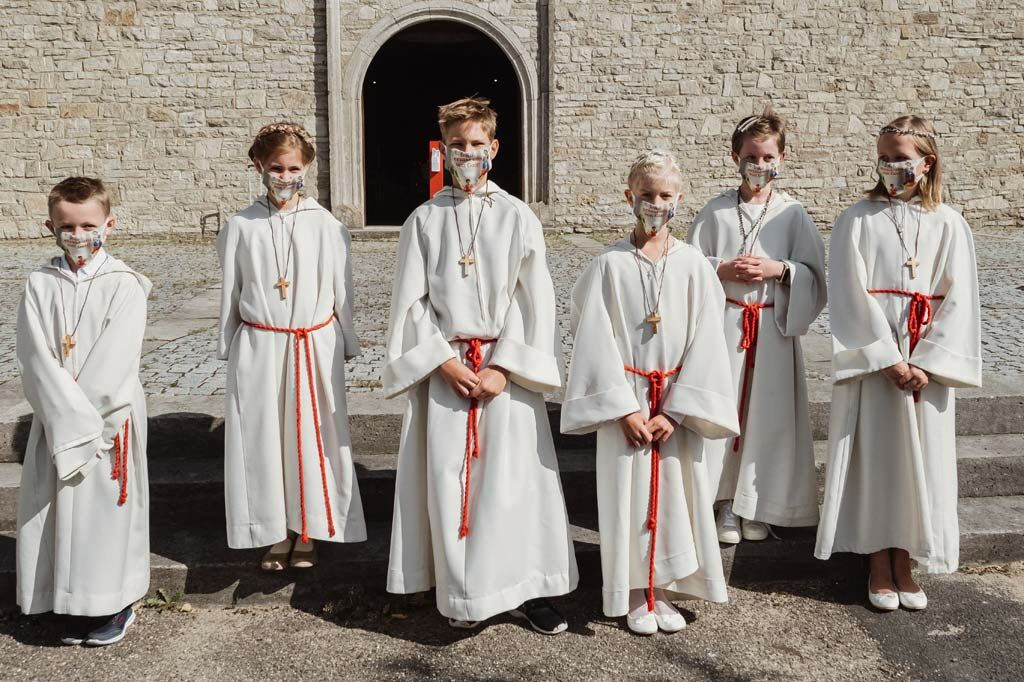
[{"xmin": 363, "ymin": 21, "xmax": 523, "ymax": 226}]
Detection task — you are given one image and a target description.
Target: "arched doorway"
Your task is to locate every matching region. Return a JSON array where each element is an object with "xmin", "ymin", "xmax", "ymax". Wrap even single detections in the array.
[{"xmin": 362, "ymin": 20, "xmax": 523, "ymax": 226}]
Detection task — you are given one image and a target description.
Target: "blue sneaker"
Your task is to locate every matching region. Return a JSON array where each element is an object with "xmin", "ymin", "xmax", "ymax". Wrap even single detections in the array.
[
  {"xmin": 84, "ymin": 606, "xmax": 136, "ymax": 646},
  {"xmin": 60, "ymin": 616, "xmax": 95, "ymax": 646}
]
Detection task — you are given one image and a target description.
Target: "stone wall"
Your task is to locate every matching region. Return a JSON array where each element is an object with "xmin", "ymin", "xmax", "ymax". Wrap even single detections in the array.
[
  {"xmin": 0, "ymin": 0, "xmax": 328, "ymax": 238},
  {"xmin": 1, "ymin": 0, "xmax": 1022, "ymax": 236},
  {"xmin": 550, "ymin": 0, "xmax": 1024, "ymax": 231}
]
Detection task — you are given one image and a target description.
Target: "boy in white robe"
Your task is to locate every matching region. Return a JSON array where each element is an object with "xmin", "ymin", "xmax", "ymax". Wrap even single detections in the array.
[
  {"xmin": 687, "ymin": 108, "xmax": 827, "ymax": 543},
  {"xmin": 384, "ymin": 97, "xmax": 577, "ymax": 634},
  {"xmin": 814, "ymin": 116, "xmax": 982, "ymax": 612},
  {"xmin": 17, "ymin": 177, "xmax": 151, "ymax": 646},
  {"xmin": 218, "ymin": 123, "xmax": 365, "ymax": 570},
  {"xmin": 562, "ymin": 152, "xmax": 739, "ymax": 635}
]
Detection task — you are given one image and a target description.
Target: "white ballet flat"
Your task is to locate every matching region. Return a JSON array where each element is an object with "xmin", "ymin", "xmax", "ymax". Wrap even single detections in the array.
[
  {"xmin": 626, "ymin": 610, "xmax": 658, "ymax": 635},
  {"xmin": 898, "ymin": 589, "xmax": 928, "ymax": 611},
  {"xmin": 654, "ymin": 610, "xmax": 687, "ymax": 633},
  {"xmin": 867, "ymin": 579, "xmax": 899, "ymax": 611}
]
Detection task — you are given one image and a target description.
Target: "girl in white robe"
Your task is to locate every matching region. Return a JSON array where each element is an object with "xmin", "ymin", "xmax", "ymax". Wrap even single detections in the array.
[
  {"xmin": 687, "ymin": 109, "xmax": 827, "ymax": 543},
  {"xmin": 218, "ymin": 123, "xmax": 364, "ymax": 569},
  {"xmin": 17, "ymin": 178, "xmax": 150, "ymax": 646},
  {"xmin": 562, "ymin": 152, "xmax": 739, "ymax": 635},
  {"xmin": 814, "ymin": 116, "xmax": 982, "ymax": 611}
]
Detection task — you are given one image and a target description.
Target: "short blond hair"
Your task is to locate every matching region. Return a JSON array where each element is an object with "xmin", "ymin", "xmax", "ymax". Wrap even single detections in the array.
[
  {"xmin": 438, "ymin": 96, "xmax": 498, "ymax": 141},
  {"xmin": 731, "ymin": 105, "xmax": 786, "ymax": 155},
  {"xmin": 627, "ymin": 150, "xmax": 683, "ymax": 191},
  {"xmin": 248, "ymin": 121, "xmax": 316, "ymax": 166},
  {"xmin": 48, "ymin": 177, "xmax": 111, "ymax": 217},
  {"xmin": 868, "ymin": 115, "xmax": 943, "ymax": 211}
]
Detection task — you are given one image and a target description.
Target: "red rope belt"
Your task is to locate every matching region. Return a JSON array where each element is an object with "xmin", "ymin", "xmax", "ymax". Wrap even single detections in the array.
[
  {"xmin": 243, "ymin": 315, "xmax": 336, "ymax": 543},
  {"xmin": 624, "ymin": 364, "xmax": 681, "ymax": 612},
  {"xmin": 455, "ymin": 338, "xmax": 496, "ymax": 539},
  {"xmin": 867, "ymin": 289, "xmax": 944, "ymax": 402},
  {"xmin": 110, "ymin": 417, "xmax": 130, "ymax": 506},
  {"xmin": 725, "ymin": 299, "xmax": 773, "ymax": 454}
]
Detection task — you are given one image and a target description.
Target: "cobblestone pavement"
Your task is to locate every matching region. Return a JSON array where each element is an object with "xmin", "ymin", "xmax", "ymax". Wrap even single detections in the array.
[{"xmin": 1, "ymin": 227, "xmax": 1021, "ymax": 396}]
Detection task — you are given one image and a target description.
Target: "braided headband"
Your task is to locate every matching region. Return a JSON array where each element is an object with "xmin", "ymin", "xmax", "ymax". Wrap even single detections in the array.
[
  {"xmin": 250, "ymin": 122, "xmax": 316, "ymax": 159},
  {"xmin": 879, "ymin": 125, "xmax": 936, "ymax": 140},
  {"xmin": 736, "ymin": 116, "xmax": 761, "ymax": 133}
]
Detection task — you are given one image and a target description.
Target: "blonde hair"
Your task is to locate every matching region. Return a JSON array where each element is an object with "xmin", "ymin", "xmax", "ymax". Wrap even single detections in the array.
[
  {"xmin": 48, "ymin": 176, "xmax": 111, "ymax": 217},
  {"xmin": 868, "ymin": 115, "xmax": 943, "ymax": 211},
  {"xmin": 438, "ymin": 96, "xmax": 498, "ymax": 141},
  {"xmin": 627, "ymin": 150, "xmax": 683, "ymax": 191},
  {"xmin": 731, "ymin": 105, "xmax": 786, "ymax": 155},
  {"xmin": 247, "ymin": 122, "xmax": 316, "ymax": 166}
]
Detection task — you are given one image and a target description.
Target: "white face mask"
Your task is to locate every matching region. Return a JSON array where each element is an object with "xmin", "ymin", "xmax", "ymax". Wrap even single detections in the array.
[
  {"xmin": 262, "ymin": 170, "xmax": 305, "ymax": 203},
  {"xmin": 57, "ymin": 228, "xmax": 106, "ymax": 268},
  {"xmin": 877, "ymin": 158, "xmax": 924, "ymax": 197},
  {"xmin": 632, "ymin": 199, "xmax": 676, "ymax": 235},
  {"xmin": 445, "ymin": 147, "xmax": 492, "ymax": 192},
  {"xmin": 739, "ymin": 160, "xmax": 779, "ymax": 193}
]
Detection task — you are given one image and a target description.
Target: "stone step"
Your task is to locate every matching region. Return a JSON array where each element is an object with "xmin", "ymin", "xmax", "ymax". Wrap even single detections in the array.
[
  {"xmin": 1, "ymin": 434, "xmax": 1022, "ymax": 533},
  {"xmin": 3, "ymin": 390, "xmax": 1022, "ymax": 464},
  {"xmin": 1, "ymin": 495, "xmax": 1020, "ymax": 609}
]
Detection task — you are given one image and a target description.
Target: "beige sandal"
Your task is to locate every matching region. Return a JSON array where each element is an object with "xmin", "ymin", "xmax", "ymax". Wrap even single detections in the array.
[
  {"xmin": 290, "ymin": 542, "xmax": 317, "ymax": 569},
  {"xmin": 261, "ymin": 546, "xmax": 290, "ymax": 572}
]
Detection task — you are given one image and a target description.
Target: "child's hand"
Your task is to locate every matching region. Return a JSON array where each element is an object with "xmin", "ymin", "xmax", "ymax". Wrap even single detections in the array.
[
  {"xmin": 469, "ymin": 366, "xmax": 508, "ymax": 400},
  {"xmin": 620, "ymin": 412, "xmax": 653, "ymax": 448},
  {"xmin": 882, "ymin": 361, "xmax": 911, "ymax": 388},
  {"xmin": 716, "ymin": 259, "xmax": 746, "ymax": 282},
  {"xmin": 732, "ymin": 256, "xmax": 785, "ymax": 282},
  {"xmin": 901, "ymin": 365, "xmax": 929, "ymax": 392},
  {"xmin": 647, "ymin": 414, "xmax": 677, "ymax": 443},
  {"xmin": 437, "ymin": 358, "xmax": 479, "ymax": 398}
]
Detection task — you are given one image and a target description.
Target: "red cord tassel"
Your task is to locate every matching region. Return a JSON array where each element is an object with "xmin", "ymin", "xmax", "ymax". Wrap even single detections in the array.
[
  {"xmin": 867, "ymin": 289, "xmax": 944, "ymax": 403},
  {"xmin": 456, "ymin": 338, "xmax": 495, "ymax": 539},
  {"xmin": 111, "ymin": 418, "xmax": 130, "ymax": 505},
  {"xmin": 725, "ymin": 299, "xmax": 773, "ymax": 454}
]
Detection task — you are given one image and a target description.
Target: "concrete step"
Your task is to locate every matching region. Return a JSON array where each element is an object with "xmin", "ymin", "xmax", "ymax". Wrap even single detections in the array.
[
  {"xmin": 2, "ymin": 391, "xmax": 1023, "ymax": 463},
  {"xmin": 1, "ymin": 496, "xmax": 1020, "ymax": 609},
  {"xmin": 1, "ymin": 434, "xmax": 1021, "ymax": 533}
]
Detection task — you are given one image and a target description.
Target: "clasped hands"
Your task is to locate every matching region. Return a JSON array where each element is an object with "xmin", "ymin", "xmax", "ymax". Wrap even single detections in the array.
[
  {"xmin": 619, "ymin": 412, "xmax": 677, "ymax": 448},
  {"xmin": 717, "ymin": 256, "xmax": 786, "ymax": 283},
  {"xmin": 882, "ymin": 361, "xmax": 929, "ymax": 393},
  {"xmin": 437, "ymin": 357, "xmax": 508, "ymax": 400}
]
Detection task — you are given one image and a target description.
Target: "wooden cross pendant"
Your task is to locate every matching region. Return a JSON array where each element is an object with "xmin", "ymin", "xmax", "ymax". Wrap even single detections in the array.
[
  {"xmin": 905, "ymin": 256, "xmax": 919, "ymax": 279},
  {"xmin": 62, "ymin": 334, "xmax": 76, "ymax": 358},
  {"xmin": 458, "ymin": 254, "xmax": 475, "ymax": 277},
  {"xmin": 645, "ymin": 312, "xmax": 662, "ymax": 334},
  {"xmin": 274, "ymin": 277, "xmax": 290, "ymax": 300}
]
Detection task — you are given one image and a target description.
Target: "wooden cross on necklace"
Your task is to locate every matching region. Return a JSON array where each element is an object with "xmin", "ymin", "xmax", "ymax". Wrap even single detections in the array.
[
  {"xmin": 905, "ymin": 256, "xmax": 919, "ymax": 280},
  {"xmin": 62, "ymin": 334, "xmax": 76, "ymax": 358},
  {"xmin": 458, "ymin": 254, "xmax": 475, "ymax": 277},
  {"xmin": 645, "ymin": 312, "xmax": 662, "ymax": 334},
  {"xmin": 275, "ymin": 277, "xmax": 290, "ymax": 300}
]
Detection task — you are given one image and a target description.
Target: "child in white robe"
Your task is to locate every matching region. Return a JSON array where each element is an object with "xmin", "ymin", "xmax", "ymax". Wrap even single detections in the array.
[
  {"xmin": 17, "ymin": 177, "xmax": 151, "ymax": 646},
  {"xmin": 218, "ymin": 123, "xmax": 365, "ymax": 570},
  {"xmin": 384, "ymin": 97, "xmax": 577, "ymax": 635},
  {"xmin": 687, "ymin": 107, "xmax": 827, "ymax": 544},
  {"xmin": 562, "ymin": 152, "xmax": 739, "ymax": 635},
  {"xmin": 814, "ymin": 116, "xmax": 982, "ymax": 612}
]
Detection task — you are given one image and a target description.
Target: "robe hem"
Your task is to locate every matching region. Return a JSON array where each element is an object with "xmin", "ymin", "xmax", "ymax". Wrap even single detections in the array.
[
  {"xmin": 728, "ymin": 492, "xmax": 819, "ymax": 527},
  {"xmin": 19, "ymin": 579, "xmax": 150, "ymax": 617},
  {"xmin": 814, "ymin": 546, "xmax": 954, "ymax": 574},
  {"xmin": 227, "ymin": 518, "xmax": 368, "ymax": 549}
]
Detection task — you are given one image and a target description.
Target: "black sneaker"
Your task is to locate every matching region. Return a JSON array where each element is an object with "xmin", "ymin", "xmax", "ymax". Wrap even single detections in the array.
[
  {"xmin": 510, "ymin": 598, "xmax": 568, "ymax": 635},
  {"xmin": 84, "ymin": 606, "xmax": 135, "ymax": 647},
  {"xmin": 60, "ymin": 616, "xmax": 95, "ymax": 646}
]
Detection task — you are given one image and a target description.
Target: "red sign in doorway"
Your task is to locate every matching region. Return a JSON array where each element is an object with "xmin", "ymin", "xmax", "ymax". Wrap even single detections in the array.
[{"xmin": 429, "ymin": 140, "xmax": 444, "ymax": 198}]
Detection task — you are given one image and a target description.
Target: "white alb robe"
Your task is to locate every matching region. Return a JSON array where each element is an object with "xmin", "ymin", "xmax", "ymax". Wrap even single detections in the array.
[
  {"xmin": 218, "ymin": 196, "xmax": 365, "ymax": 548},
  {"xmin": 687, "ymin": 189, "xmax": 827, "ymax": 526},
  {"xmin": 16, "ymin": 253, "xmax": 151, "ymax": 616},
  {"xmin": 814, "ymin": 198, "xmax": 982, "ymax": 573},
  {"xmin": 384, "ymin": 182, "xmax": 578, "ymax": 622},
  {"xmin": 561, "ymin": 238, "xmax": 739, "ymax": 617}
]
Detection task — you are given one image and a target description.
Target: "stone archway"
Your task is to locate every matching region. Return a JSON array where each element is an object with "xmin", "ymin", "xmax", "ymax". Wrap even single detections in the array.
[{"xmin": 326, "ymin": 1, "xmax": 546, "ymax": 228}]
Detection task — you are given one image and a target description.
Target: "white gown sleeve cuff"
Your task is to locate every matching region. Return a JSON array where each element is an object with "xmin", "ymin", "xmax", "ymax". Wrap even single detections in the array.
[
  {"xmin": 560, "ymin": 384, "xmax": 643, "ymax": 435},
  {"xmin": 490, "ymin": 337, "xmax": 562, "ymax": 393},
  {"xmin": 52, "ymin": 434, "xmax": 104, "ymax": 481},
  {"xmin": 382, "ymin": 334, "xmax": 457, "ymax": 398},
  {"xmin": 833, "ymin": 337, "xmax": 904, "ymax": 383},
  {"xmin": 661, "ymin": 383, "xmax": 740, "ymax": 440},
  {"xmin": 911, "ymin": 338, "xmax": 983, "ymax": 389}
]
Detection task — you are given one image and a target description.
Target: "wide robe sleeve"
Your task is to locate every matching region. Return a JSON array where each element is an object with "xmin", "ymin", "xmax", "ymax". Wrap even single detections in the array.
[
  {"xmin": 685, "ymin": 204, "xmax": 725, "ymax": 272},
  {"xmin": 332, "ymin": 222, "xmax": 361, "ymax": 359},
  {"xmin": 660, "ymin": 262, "xmax": 741, "ymax": 440},
  {"xmin": 216, "ymin": 217, "xmax": 243, "ymax": 361},
  {"xmin": 488, "ymin": 205, "xmax": 562, "ymax": 393},
  {"xmin": 560, "ymin": 258, "xmax": 643, "ymax": 435},
  {"xmin": 910, "ymin": 214, "xmax": 982, "ymax": 388},
  {"xmin": 772, "ymin": 206, "xmax": 827, "ymax": 337},
  {"xmin": 382, "ymin": 212, "xmax": 457, "ymax": 398},
  {"xmin": 829, "ymin": 210, "xmax": 905, "ymax": 382}
]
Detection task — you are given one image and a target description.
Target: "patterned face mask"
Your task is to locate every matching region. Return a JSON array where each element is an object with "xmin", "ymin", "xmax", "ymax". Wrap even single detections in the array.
[
  {"xmin": 445, "ymin": 147, "xmax": 492, "ymax": 192},
  {"xmin": 632, "ymin": 199, "xmax": 676, "ymax": 235},
  {"xmin": 739, "ymin": 160, "xmax": 779, "ymax": 193},
  {"xmin": 877, "ymin": 158, "xmax": 923, "ymax": 196},
  {"xmin": 262, "ymin": 170, "xmax": 305, "ymax": 203},
  {"xmin": 57, "ymin": 228, "xmax": 106, "ymax": 267}
]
